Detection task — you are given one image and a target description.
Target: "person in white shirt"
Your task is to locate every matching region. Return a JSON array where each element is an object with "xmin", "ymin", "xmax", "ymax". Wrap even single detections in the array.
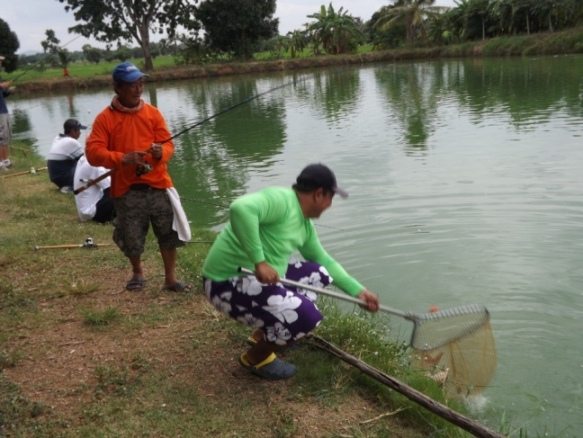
[
  {"xmin": 47, "ymin": 118, "xmax": 86, "ymax": 193},
  {"xmin": 73, "ymin": 155, "xmax": 115, "ymax": 223}
]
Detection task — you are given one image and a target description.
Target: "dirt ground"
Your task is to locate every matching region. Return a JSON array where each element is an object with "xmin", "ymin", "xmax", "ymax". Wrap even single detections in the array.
[{"xmin": 2, "ymin": 262, "xmax": 421, "ymax": 437}]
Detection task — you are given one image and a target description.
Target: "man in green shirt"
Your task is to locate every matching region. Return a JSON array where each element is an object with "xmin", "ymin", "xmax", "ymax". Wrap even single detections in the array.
[{"xmin": 202, "ymin": 163, "xmax": 379, "ymax": 380}]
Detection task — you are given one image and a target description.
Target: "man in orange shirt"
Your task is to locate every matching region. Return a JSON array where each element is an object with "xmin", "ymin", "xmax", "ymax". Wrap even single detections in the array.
[{"xmin": 86, "ymin": 62, "xmax": 191, "ymax": 293}]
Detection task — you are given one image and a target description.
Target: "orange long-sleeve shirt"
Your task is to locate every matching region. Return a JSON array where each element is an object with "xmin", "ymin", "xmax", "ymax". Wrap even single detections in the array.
[{"xmin": 85, "ymin": 102, "xmax": 174, "ymax": 198}]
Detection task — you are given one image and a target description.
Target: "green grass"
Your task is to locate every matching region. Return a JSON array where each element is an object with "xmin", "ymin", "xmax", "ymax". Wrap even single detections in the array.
[{"xmin": 81, "ymin": 307, "xmax": 122, "ymax": 326}]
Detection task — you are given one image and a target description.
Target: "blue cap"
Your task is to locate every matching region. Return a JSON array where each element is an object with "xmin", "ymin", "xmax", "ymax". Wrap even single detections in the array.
[{"xmin": 112, "ymin": 62, "xmax": 148, "ymax": 83}]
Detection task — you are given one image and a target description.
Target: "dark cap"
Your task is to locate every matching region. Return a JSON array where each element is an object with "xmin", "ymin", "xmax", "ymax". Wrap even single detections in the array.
[
  {"xmin": 63, "ymin": 118, "xmax": 87, "ymax": 133},
  {"xmin": 112, "ymin": 62, "xmax": 148, "ymax": 83},
  {"xmin": 295, "ymin": 163, "xmax": 348, "ymax": 198}
]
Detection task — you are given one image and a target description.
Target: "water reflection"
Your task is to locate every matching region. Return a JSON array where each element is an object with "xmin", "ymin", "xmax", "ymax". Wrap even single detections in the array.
[
  {"xmin": 309, "ymin": 69, "xmax": 361, "ymax": 124},
  {"xmin": 375, "ymin": 63, "xmax": 441, "ymax": 151}
]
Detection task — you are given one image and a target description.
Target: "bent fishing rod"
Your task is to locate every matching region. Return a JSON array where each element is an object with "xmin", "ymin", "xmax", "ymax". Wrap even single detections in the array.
[{"xmin": 74, "ymin": 80, "xmax": 297, "ymax": 195}]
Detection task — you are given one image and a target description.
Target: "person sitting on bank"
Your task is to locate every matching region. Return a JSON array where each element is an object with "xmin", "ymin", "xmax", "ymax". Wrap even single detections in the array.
[
  {"xmin": 47, "ymin": 118, "xmax": 86, "ymax": 193},
  {"xmin": 73, "ymin": 155, "xmax": 115, "ymax": 223}
]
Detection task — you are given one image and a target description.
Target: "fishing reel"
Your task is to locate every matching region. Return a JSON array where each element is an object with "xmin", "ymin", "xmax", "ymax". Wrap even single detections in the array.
[
  {"xmin": 136, "ymin": 163, "xmax": 152, "ymax": 176},
  {"xmin": 83, "ymin": 237, "xmax": 99, "ymax": 249}
]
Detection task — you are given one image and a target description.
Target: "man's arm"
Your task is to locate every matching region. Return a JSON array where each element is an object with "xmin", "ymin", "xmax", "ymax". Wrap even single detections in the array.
[{"xmin": 85, "ymin": 114, "xmax": 123, "ymax": 169}]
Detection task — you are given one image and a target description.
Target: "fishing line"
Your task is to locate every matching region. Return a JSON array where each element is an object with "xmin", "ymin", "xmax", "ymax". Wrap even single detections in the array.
[
  {"xmin": 3, "ymin": 34, "xmax": 83, "ymax": 83},
  {"xmin": 75, "ymin": 78, "xmax": 307, "ymax": 194},
  {"xmin": 164, "ymin": 80, "xmax": 299, "ymax": 143}
]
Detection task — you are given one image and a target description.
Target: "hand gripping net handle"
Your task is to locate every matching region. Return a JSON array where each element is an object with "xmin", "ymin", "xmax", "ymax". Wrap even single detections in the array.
[
  {"xmin": 238, "ymin": 267, "xmax": 407, "ymax": 315},
  {"xmin": 238, "ymin": 268, "xmax": 490, "ymax": 351}
]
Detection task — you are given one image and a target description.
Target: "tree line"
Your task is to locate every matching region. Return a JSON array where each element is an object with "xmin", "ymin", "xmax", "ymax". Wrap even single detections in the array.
[{"xmin": 1, "ymin": 0, "xmax": 583, "ymax": 76}]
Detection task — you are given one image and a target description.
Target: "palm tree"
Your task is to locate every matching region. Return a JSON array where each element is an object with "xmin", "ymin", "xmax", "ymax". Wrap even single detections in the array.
[
  {"xmin": 374, "ymin": 0, "xmax": 447, "ymax": 44},
  {"xmin": 286, "ymin": 30, "xmax": 309, "ymax": 58},
  {"xmin": 305, "ymin": 3, "xmax": 363, "ymax": 55},
  {"xmin": 466, "ymin": 0, "xmax": 491, "ymax": 40},
  {"xmin": 531, "ymin": 0, "xmax": 575, "ymax": 32},
  {"xmin": 489, "ymin": 0, "xmax": 514, "ymax": 35},
  {"xmin": 57, "ymin": 49, "xmax": 72, "ymax": 76}
]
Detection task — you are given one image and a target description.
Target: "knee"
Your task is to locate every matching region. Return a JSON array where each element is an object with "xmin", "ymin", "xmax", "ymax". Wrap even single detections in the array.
[
  {"xmin": 301, "ymin": 305, "xmax": 324, "ymax": 334},
  {"xmin": 287, "ymin": 261, "xmax": 332, "ymax": 287}
]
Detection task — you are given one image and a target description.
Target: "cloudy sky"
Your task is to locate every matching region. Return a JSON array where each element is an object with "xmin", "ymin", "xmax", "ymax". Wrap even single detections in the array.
[{"xmin": 4, "ymin": 0, "xmax": 457, "ymax": 54}]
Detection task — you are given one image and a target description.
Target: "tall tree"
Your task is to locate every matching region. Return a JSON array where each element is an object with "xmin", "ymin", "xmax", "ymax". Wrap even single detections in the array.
[
  {"xmin": 0, "ymin": 18, "xmax": 20, "ymax": 73},
  {"xmin": 286, "ymin": 30, "xmax": 309, "ymax": 58},
  {"xmin": 305, "ymin": 3, "xmax": 363, "ymax": 55},
  {"xmin": 57, "ymin": 0, "xmax": 199, "ymax": 71},
  {"xmin": 41, "ymin": 29, "xmax": 72, "ymax": 72},
  {"xmin": 489, "ymin": 0, "xmax": 515, "ymax": 35},
  {"xmin": 82, "ymin": 44, "xmax": 103, "ymax": 64},
  {"xmin": 374, "ymin": 0, "xmax": 445, "ymax": 45},
  {"xmin": 465, "ymin": 0, "xmax": 493, "ymax": 40},
  {"xmin": 194, "ymin": 0, "xmax": 278, "ymax": 60}
]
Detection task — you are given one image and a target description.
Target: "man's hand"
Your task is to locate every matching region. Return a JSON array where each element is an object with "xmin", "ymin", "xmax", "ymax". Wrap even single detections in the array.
[
  {"xmin": 357, "ymin": 289, "xmax": 380, "ymax": 312},
  {"xmin": 150, "ymin": 143, "xmax": 163, "ymax": 160},
  {"xmin": 254, "ymin": 261, "xmax": 280, "ymax": 284},
  {"xmin": 121, "ymin": 151, "xmax": 148, "ymax": 166}
]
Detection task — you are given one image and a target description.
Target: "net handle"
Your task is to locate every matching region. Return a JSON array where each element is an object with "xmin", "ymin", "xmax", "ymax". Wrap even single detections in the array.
[{"xmin": 238, "ymin": 267, "xmax": 410, "ymax": 319}]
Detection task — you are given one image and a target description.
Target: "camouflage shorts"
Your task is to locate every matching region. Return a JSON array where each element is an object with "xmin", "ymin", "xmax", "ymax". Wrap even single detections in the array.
[
  {"xmin": 112, "ymin": 186, "xmax": 184, "ymax": 257},
  {"xmin": 0, "ymin": 114, "xmax": 11, "ymax": 146}
]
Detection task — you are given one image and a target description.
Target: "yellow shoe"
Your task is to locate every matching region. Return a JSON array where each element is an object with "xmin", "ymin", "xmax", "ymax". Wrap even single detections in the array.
[{"xmin": 239, "ymin": 353, "xmax": 296, "ymax": 380}]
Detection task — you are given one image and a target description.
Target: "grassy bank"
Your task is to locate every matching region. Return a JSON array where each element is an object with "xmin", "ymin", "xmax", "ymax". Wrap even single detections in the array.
[
  {"xmin": 0, "ymin": 142, "xmax": 510, "ymax": 437},
  {"xmin": 7, "ymin": 26, "xmax": 583, "ymax": 94}
]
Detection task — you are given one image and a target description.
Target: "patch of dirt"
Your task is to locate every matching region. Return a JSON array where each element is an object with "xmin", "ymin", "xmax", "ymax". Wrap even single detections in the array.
[{"xmin": 3, "ymin": 261, "xmax": 418, "ymax": 437}]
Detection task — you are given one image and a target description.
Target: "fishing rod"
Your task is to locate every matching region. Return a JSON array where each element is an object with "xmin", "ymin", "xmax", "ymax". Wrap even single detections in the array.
[
  {"xmin": 34, "ymin": 237, "xmax": 111, "ymax": 250},
  {"xmin": 74, "ymin": 80, "xmax": 298, "ymax": 195},
  {"xmin": 0, "ymin": 166, "xmax": 47, "ymax": 179}
]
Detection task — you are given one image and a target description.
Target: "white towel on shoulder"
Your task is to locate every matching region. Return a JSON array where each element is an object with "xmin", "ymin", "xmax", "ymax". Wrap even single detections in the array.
[{"xmin": 166, "ymin": 187, "xmax": 191, "ymax": 242}]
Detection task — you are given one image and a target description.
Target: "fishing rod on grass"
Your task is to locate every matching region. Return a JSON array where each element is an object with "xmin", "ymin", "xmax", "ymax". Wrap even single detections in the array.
[
  {"xmin": 34, "ymin": 237, "xmax": 112, "ymax": 251},
  {"xmin": 0, "ymin": 166, "xmax": 47, "ymax": 179},
  {"xmin": 74, "ymin": 80, "xmax": 299, "ymax": 195}
]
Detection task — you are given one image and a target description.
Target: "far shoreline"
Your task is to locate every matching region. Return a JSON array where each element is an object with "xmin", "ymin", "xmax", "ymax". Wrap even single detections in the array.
[{"xmin": 14, "ymin": 25, "xmax": 583, "ymax": 93}]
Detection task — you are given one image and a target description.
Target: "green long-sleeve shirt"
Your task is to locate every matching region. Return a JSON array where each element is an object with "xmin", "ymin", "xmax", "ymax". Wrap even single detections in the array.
[{"xmin": 202, "ymin": 187, "xmax": 364, "ymax": 297}]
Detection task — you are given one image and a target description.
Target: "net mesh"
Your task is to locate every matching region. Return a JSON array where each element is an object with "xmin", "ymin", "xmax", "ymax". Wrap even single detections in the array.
[
  {"xmin": 409, "ymin": 304, "xmax": 490, "ymax": 351},
  {"xmin": 410, "ymin": 319, "xmax": 497, "ymax": 397}
]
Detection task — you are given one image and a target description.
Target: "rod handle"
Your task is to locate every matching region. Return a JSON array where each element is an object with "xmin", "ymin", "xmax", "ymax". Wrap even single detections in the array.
[{"xmin": 74, "ymin": 169, "xmax": 114, "ymax": 195}]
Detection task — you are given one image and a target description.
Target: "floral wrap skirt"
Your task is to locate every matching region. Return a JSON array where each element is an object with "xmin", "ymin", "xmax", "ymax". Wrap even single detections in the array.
[{"xmin": 204, "ymin": 260, "xmax": 332, "ymax": 345}]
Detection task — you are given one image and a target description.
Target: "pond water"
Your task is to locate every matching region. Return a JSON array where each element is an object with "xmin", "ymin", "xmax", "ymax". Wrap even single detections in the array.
[{"xmin": 10, "ymin": 55, "xmax": 583, "ymax": 436}]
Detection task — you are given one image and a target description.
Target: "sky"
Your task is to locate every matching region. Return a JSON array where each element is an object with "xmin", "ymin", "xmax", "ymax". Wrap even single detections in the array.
[{"xmin": 4, "ymin": 0, "xmax": 457, "ymax": 54}]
